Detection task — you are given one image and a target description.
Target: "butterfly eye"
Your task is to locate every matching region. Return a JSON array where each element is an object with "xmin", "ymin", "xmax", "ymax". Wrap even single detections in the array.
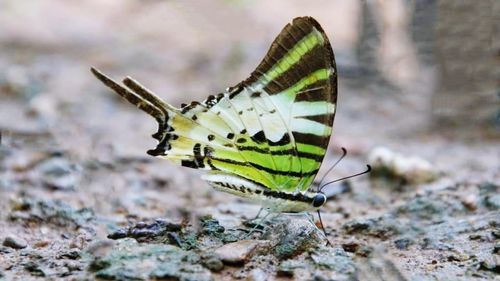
[{"xmin": 312, "ymin": 193, "xmax": 327, "ymax": 208}]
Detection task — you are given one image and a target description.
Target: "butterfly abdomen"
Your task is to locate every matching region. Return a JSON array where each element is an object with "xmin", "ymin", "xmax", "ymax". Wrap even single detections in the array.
[{"xmin": 202, "ymin": 172, "xmax": 320, "ymax": 213}]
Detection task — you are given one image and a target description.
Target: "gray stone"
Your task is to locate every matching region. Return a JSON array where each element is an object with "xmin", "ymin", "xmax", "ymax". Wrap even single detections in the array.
[
  {"xmin": 420, "ymin": 237, "xmax": 453, "ymax": 251},
  {"xmin": 3, "ymin": 236, "xmax": 27, "ymax": 249},
  {"xmin": 88, "ymin": 239, "xmax": 212, "ymax": 280},
  {"xmin": 107, "ymin": 218, "xmax": 182, "ymax": 242},
  {"xmin": 447, "ymin": 252, "xmax": 470, "ymax": 262},
  {"xmin": 394, "ymin": 238, "xmax": 412, "ymax": 250},
  {"xmin": 493, "ymin": 243, "xmax": 500, "ymax": 254},
  {"xmin": 8, "ymin": 199, "xmax": 94, "ymax": 228},
  {"xmin": 395, "ymin": 196, "xmax": 465, "ymax": 221},
  {"xmin": 478, "ymin": 255, "xmax": 500, "ymax": 274},
  {"xmin": 262, "ymin": 214, "xmax": 326, "ymax": 259},
  {"xmin": 0, "ymin": 245, "xmax": 12, "ymax": 254},
  {"xmin": 312, "ymin": 271, "xmax": 352, "ymax": 281},
  {"xmin": 278, "ymin": 247, "xmax": 357, "ymax": 280},
  {"xmin": 57, "ymin": 249, "xmax": 81, "ymax": 260},
  {"xmin": 310, "ymin": 248, "xmax": 356, "ymax": 275},
  {"xmin": 23, "ymin": 261, "xmax": 45, "ymax": 277},
  {"xmin": 201, "ymin": 253, "xmax": 224, "ymax": 272},
  {"xmin": 342, "ymin": 214, "xmax": 401, "ymax": 239},
  {"xmin": 37, "ymin": 157, "xmax": 80, "ymax": 191},
  {"xmin": 38, "ymin": 157, "xmax": 74, "ymax": 177},
  {"xmin": 478, "ymin": 182, "xmax": 498, "ymax": 195},
  {"xmin": 484, "ymin": 194, "xmax": 500, "ymax": 210},
  {"xmin": 151, "ymin": 264, "xmax": 212, "ymax": 281},
  {"xmin": 247, "ymin": 268, "xmax": 268, "ymax": 281},
  {"xmin": 277, "ymin": 259, "xmax": 307, "ymax": 277}
]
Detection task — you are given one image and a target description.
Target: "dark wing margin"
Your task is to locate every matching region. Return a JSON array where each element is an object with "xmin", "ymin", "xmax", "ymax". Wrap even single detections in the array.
[{"xmin": 244, "ymin": 16, "xmax": 337, "ymax": 102}]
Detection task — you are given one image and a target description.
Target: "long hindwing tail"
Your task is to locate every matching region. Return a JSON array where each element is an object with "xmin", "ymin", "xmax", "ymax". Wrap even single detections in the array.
[{"xmin": 91, "ymin": 16, "xmax": 337, "ymax": 194}]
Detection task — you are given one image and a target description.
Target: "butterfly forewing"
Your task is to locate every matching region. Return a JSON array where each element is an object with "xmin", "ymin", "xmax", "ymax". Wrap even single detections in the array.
[{"xmin": 236, "ymin": 17, "xmax": 337, "ymax": 192}]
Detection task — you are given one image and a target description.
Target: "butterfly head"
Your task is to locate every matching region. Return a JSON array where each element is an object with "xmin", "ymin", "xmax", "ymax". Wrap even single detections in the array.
[{"xmin": 311, "ymin": 192, "xmax": 327, "ymax": 208}]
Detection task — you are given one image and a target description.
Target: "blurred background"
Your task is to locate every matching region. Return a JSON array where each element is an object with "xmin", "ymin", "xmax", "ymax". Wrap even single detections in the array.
[
  {"xmin": 1, "ymin": 0, "xmax": 498, "ymax": 154},
  {"xmin": 0, "ymin": 0, "xmax": 498, "ymax": 279}
]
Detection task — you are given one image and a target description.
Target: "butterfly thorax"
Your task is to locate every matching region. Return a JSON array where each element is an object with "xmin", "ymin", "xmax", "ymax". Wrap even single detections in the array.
[{"xmin": 202, "ymin": 172, "xmax": 326, "ymax": 213}]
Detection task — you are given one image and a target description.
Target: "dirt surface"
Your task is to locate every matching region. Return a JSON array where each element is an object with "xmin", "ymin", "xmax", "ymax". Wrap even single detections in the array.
[{"xmin": 0, "ymin": 1, "xmax": 499, "ymax": 280}]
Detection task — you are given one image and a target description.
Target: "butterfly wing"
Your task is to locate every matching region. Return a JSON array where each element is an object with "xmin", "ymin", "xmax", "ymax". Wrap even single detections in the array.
[
  {"xmin": 91, "ymin": 16, "xmax": 337, "ymax": 194},
  {"xmin": 236, "ymin": 17, "xmax": 338, "ymax": 193}
]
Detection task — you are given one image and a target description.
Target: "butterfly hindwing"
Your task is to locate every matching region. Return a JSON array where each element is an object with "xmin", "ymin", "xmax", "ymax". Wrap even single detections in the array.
[{"xmin": 91, "ymin": 16, "xmax": 337, "ymax": 194}]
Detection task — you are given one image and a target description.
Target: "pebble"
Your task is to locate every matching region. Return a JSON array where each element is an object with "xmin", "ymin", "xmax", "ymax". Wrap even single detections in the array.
[
  {"xmin": 310, "ymin": 248, "xmax": 356, "ymax": 275},
  {"xmin": 484, "ymin": 194, "xmax": 500, "ymax": 210},
  {"xmin": 478, "ymin": 255, "xmax": 499, "ymax": 273},
  {"xmin": 447, "ymin": 252, "xmax": 470, "ymax": 262},
  {"xmin": 3, "ymin": 236, "xmax": 27, "ymax": 249},
  {"xmin": 368, "ymin": 146, "xmax": 437, "ymax": 184},
  {"xmin": 247, "ymin": 268, "xmax": 268, "ymax": 281},
  {"xmin": 58, "ymin": 250, "xmax": 81, "ymax": 260},
  {"xmin": 23, "ymin": 261, "xmax": 46, "ymax": 277},
  {"xmin": 469, "ymin": 234, "xmax": 484, "ymax": 241},
  {"xmin": 478, "ymin": 182, "xmax": 498, "ymax": 194},
  {"xmin": 342, "ymin": 216, "xmax": 400, "ymax": 239},
  {"xmin": 64, "ymin": 260, "xmax": 83, "ymax": 272},
  {"xmin": 394, "ymin": 238, "xmax": 412, "ymax": 250},
  {"xmin": 461, "ymin": 194, "xmax": 478, "ymax": 210},
  {"xmin": 420, "ymin": 237, "xmax": 453, "ymax": 251},
  {"xmin": 356, "ymin": 245, "xmax": 373, "ymax": 257},
  {"xmin": 201, "ymin": 253, "xmax": 224, "ymax": 272},
  {"xmin": 0, "ymin": 247, "xmax": 12, "ymax": 254},
  {"xmin": 107, "ymin": 229, "xmax": 127, "ymax": 240},
  {"xmin": 265, "ymin": 215, "xmax": 326, "ymax": 259},
  {"xmin": 85, "ymin": 240, "xmax": 114, "ymax": 257},
  {"xmin": 277, "ymin": 259, "xmax": 306, "ymax": 277},
  {"xmin": 341, "ymin": 241, "xmax": 360, "ymax": 253},
  {"xmin": 107, "ymin": 219, "xmax": 182, "ymax": 241},
  {"xmin": 214, "ymin": 240, "xmax": 270, "ymax": 265},
  {"xmin": 38, "ymin": 157, "xmax": 79, "ymax": 191},
  {"xmin": 33, "ymin": 240, "xmax": 50, "ymax": 248}
]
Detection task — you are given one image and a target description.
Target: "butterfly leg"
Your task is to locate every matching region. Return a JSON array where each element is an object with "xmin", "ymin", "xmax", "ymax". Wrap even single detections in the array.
[
  {"xmin": 244, "ymin": 211, "xmax": 275, "ymax": 239},
  {"xmin": 316, "ymin": 210, "xmax": 331, "ymax": 246},
  {"xmin": 253, "ymin": 207, "xmax": 264, "ymax": 220},
  {"xmin": 303, "ymin": 212, "xmax": 315, "ymax": 223}
]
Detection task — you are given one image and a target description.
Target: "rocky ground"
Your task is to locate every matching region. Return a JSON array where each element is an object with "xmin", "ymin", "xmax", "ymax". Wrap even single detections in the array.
[{"xmin": 0, "ymin": 1, "xmax": 499, "ymax": 280}]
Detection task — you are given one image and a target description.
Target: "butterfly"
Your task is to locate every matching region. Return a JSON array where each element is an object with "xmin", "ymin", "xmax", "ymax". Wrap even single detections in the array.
[{"xmin": 91, "ymin": 17, "xmax": 338, "ymax": 214}]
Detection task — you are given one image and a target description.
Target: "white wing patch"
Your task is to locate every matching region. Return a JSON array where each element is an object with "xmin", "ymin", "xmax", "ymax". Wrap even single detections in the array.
[
  {"xmin": 291, "ymin": 102, "xmax": 335, "ymax": 117},
  {"xmin": 228, "ymin": 88, "xmax": 264, "ymax": 136},
  {"xmin": 290, "ymin": 119, "xmax": 332, "ymax": 136}
]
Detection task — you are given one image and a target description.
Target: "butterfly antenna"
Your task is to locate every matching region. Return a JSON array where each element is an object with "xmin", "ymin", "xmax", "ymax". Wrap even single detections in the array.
[
  {"xmin": 317, "ymin": 147, "xmax": 347, "ymax": 191},
  {"xmin": 317, "ymin": 210, "xmax": 332, "ymax": 246},
  {"xmin": 319, "ymin": 165, "xmax": 372, "ymax": 192}
]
